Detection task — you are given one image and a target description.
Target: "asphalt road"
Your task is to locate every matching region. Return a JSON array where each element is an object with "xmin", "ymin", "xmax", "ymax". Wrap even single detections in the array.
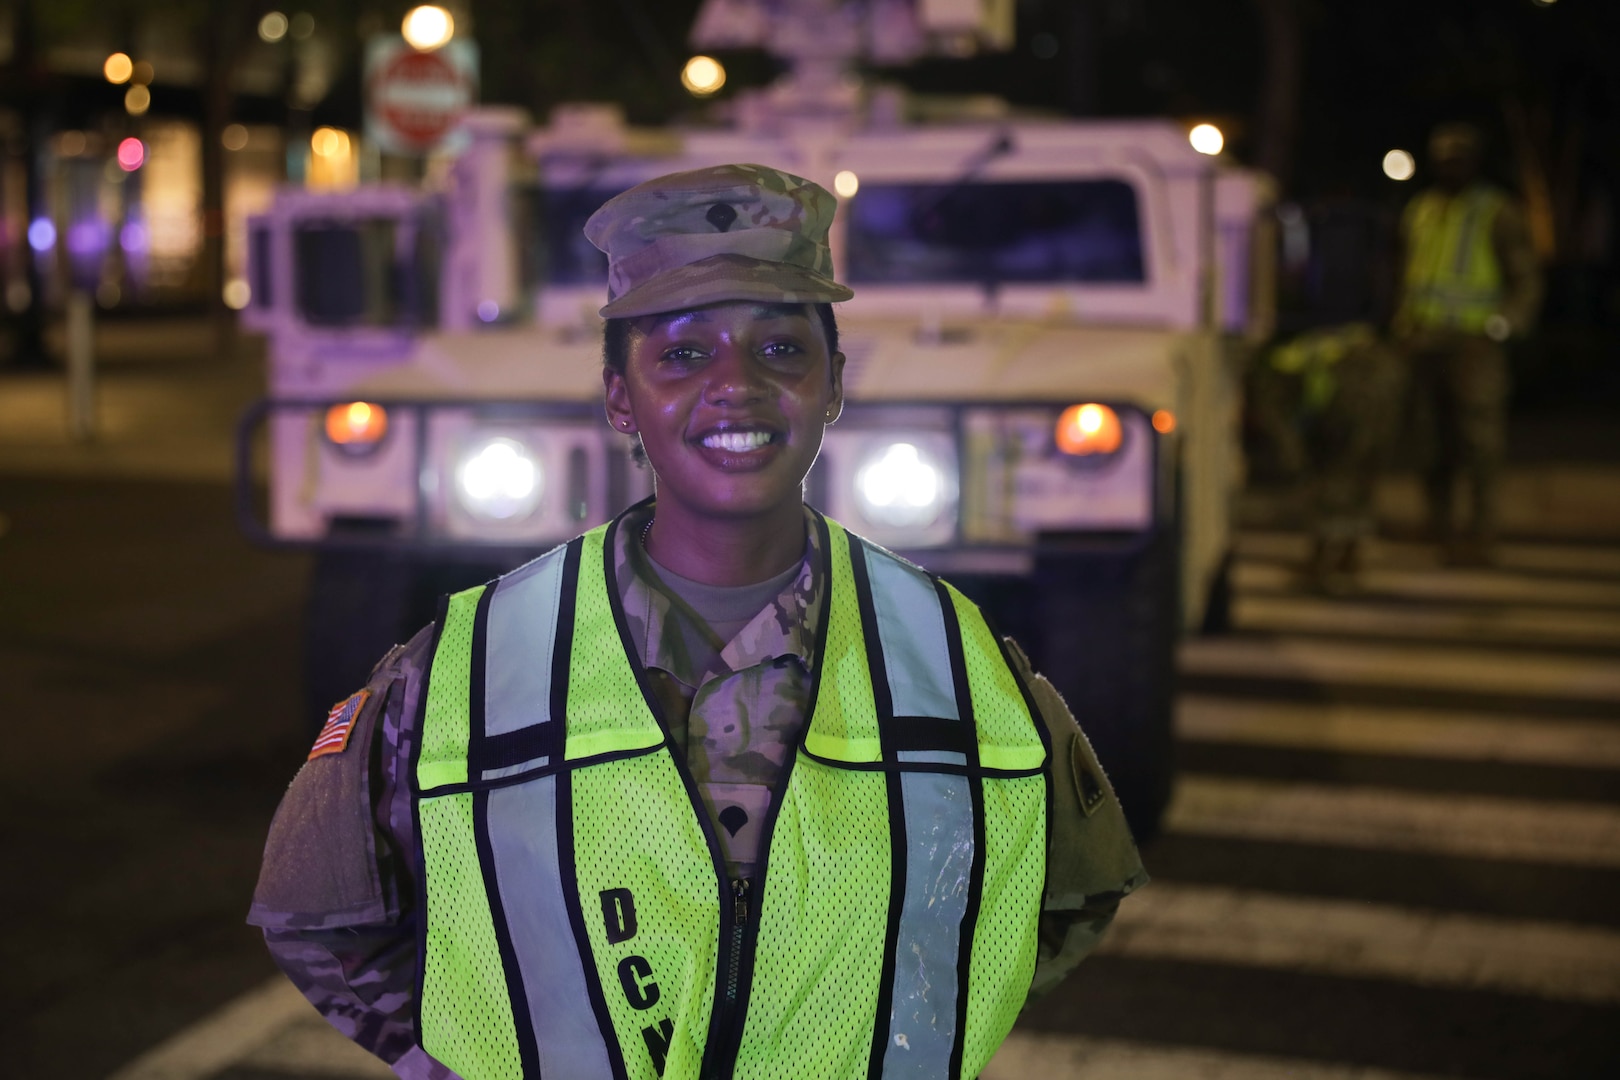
[{"xmin": 0, "ymin": 475, "xmax": 311, "ymax": 1079}]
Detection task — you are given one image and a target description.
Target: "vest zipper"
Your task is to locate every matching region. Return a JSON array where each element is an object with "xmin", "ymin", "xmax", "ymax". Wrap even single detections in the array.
[{"xmin": 724, "ymin": 877, "xmax": 750, "ymax": 1008}]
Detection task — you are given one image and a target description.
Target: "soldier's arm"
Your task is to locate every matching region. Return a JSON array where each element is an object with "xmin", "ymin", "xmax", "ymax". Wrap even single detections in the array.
[
  {"xmin": 1003, "ymin": 639, "xmax": 1148, "ymax": 1002},
  {"xmin": 1493, "ymin": 200, "xmax": 1544, "ymax": 336},
  {"xmin": 248, "ymin": 626, "xmax": 437, "ymax": 1071}
]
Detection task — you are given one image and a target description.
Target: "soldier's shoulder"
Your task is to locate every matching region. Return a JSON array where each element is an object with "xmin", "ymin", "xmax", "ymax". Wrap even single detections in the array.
[{"xmin": 367, "ymin": 623, "xmax": 436, "ymax": 684}]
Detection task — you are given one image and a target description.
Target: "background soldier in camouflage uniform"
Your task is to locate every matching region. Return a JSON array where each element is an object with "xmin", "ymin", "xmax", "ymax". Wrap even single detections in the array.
[{"xmin": 1253, "ymin": 323, "xmax": 1406, "ymax": 593}]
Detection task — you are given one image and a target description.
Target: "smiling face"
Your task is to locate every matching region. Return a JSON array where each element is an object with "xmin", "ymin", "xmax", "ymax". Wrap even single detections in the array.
[{"xmin": 603, "ymin": 301, "xmax": 844, "ymax": 534}]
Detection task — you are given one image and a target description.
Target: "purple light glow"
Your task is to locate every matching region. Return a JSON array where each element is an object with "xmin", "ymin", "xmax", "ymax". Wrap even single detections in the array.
[
  {"xmin": 67, "ymin": 220, "xmax": 109, "ymax": 258},
  {"xmin": 477, "ymin": 299, "xmax": 500, "ymax": 323},
  {"xmin": 120, "ymin": 222, "xmax": 149, "ymax": 253},
  {"xmin": 27, "ymin": 218, "xmax": 56, "ymax": 253}
]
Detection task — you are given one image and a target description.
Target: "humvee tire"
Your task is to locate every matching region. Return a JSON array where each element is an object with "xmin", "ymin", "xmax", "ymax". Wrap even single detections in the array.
[
  {"xmin": 302, "ymin": 550, "xmax": 414, "ymax": 738},
  {"xmin": 303, "ymin": 552, "xmax": 515, "ymax": 737},
  {"xmin": 1035, "ymin": 532, "xmax": 1178, "ymax": 841},
  {"xmin": 954, "ymin": 530, "xmax": 1178, "ymax": 842}
]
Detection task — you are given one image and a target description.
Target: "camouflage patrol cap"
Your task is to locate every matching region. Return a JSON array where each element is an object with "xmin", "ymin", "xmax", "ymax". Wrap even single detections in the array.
[{"xmin": 584, "ymin": 163, "xmax": 854, "ymax": 319}]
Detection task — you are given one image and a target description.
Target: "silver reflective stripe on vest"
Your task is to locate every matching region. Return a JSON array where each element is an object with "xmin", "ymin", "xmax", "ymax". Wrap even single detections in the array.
[
  {"xmin": 482, "ymin": 547, "xmax": 616, "ymax": 1078},
  {"xmin": 485, "ymin": 777, "xmax": 616, "ymax": 1080},
  {"xmin": 883, "ymin": 770, "xmax": 973, "ymax": 1078},
  {"xmin": 862, "ymin": 543, "xmax": 977, "ymax": 1077},
  {"xmin": 483, "ymin": 548, "xmax": 566, "ymax": 780},
  {"xmin": 863, "ymin": 546, "xmax": 959, "ymax": 722}
]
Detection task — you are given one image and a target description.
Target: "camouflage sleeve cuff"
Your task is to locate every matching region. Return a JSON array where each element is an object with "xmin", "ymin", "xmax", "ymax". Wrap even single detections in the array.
[{"xmin": 391, "ymin": 1045, "xmax": 466, "ymax": 1079}]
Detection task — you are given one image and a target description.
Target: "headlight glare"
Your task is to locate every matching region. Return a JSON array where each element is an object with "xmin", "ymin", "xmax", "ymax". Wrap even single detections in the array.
[
  {"xmin": 856, "ymin": 441, "xmax": 944, "ymax": 527},
  {"xmin": 1055, "ymin": 403, "xmax": 1123, "ymax": 456},
  {"xmin": 455, "ymin": 436, "xmax": 543, "ymax": 521}
]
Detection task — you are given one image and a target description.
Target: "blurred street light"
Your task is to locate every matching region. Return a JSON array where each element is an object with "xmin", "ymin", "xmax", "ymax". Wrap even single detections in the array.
[
  {"xmin": 682, "ymin": 55, "xmax": 726, "ymax": 96},
  {"xmin": 290, "ymin": 12, "xmax": 316, "ymax": 40},
  {"xmin": 222, "ymin": 124, "xmax": 250, "ymax": 151},
  {"xmin": 311, "ymin": 127, "xmax": 349, "ymax": 158},
  {"xmin": 131, "ymin": 61, "xmax": 154, "ymax": 86},
  {"xmin": 834, "ymin": 170, "xmax": 859, "ymax": 198},
  {"xmin": 259, "ymin": 12, "xmax": 289, "ymax": 43},
  {"xmin": 104, "ymin": 52, "xmax": 133, "ymax": 84},
  {"xmin": 223, "ymin": 279, "xmax": 252, "ymax": 310},
  {"xmin": 1189, "ymin": 123, "xmax": 1225, "ymax": 156},
  {"xmin": 28, "ymin": 219, "xmax": 55, "ymax": 253},
  {"xmin": 117, "ymin": 138, "xmax": 145, "ymax": 172},
  {"xmin": 124, "ymin": 85, "xmax": 151, "ymax": 116},
  {"xmin": 1383, "ymin": 148, "xmax": 1416, "ymax": 181},
  {"xmin": 402, "ymin": 6, "xmax": 455, "ymax": 51}
]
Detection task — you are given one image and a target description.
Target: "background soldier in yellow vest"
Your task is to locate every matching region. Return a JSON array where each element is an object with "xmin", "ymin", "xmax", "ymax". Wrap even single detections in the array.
[
  {"xmin": 1397, "ymin": 123, "xmax": 1543, "ymax": 565},
  {"xmin": 1253, "ymin": 323, "xmax": 1405, "ymax": 593},
  {"xmin": 250, "ymin": 164, "xmax": 1146, "ymax": 1080}
]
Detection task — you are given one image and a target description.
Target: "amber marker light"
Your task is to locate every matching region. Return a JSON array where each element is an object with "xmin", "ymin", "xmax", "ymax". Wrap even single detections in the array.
[
  {"xmin": 325, "ymin": 402, "xmax": 388, "ymax": 448},
  {"xmin": 1152, "ymin": 409, "xmax": 1176, "ymax": 434},
  {"xmin": 1055, "ymin": 403, "xmax": 1123, "ymax": 456}
]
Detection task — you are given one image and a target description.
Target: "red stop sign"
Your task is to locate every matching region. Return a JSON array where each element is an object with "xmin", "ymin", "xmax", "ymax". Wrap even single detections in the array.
[{"xmin": 367, "ymin": 47, "xmax": 473, "ymax": 153}]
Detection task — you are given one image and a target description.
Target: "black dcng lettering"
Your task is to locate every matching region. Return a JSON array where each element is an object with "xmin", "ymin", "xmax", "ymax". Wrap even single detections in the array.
[
  {"xmin": 641, "ymin": 1017, "xmax": 675, "ymax": 1077},
  {"xmin": 600, "ymin": 887, "xmax": 638, "ymax": 944},
  {"xmin": 617, "ymin": 955, "xmax": 661, "ymax": 1010},
  {"xmin": 600, "ymin": 887, "xmax": 673, "ymax": 1074}
]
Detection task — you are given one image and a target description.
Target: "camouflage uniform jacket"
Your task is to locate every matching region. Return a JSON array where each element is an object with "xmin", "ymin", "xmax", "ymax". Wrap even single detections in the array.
[{"xmin": 250, "ymin": 505, "xmax": 1147, "ymax": 1077}]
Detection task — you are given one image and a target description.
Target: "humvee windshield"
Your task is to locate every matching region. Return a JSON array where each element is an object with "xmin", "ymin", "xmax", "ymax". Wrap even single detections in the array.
[
  {"xmin": 532, "ymin": 178, "xmax": 1146, "ymax": 289},
  {"xmin": 537, "ymin": 187, "xmax": 618, "ymax": 285},
  {"xmin": 294, "ymin": 218, "xmax": 439, "ymax": 328},
  {"xmin": 846, "ymin": 178, "xmax": 1145, "ymax": 285}
]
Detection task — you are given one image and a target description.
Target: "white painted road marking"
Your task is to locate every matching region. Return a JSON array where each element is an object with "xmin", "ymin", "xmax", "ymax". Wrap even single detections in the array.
[
  {"xmin": 1177, "ymin": 695, "xmax": 1620, "ymax": 768},
  {"xmin": 1168, "ymin": 774, "xmax": 1620, "ymax": 868},
  {"xmin": 1180, "ymin": 635, "xmax": 1620, "ymax": 703},
  {"xmin": 106, "ymin": 977, "xmax": 318, "ymax": 1080},
  {"xmin": 1233, "ymin": 592, "xmax": 1620, "ymax": 650},
  {"xmin": 1095, "ymin": 881, "xmax": 1620, "ymax": 1004},
  {"xmin": 984, "ymin": 1032, "xmax": 1462, "ymax": 1080},
  {"xmin": 1236, "ymin": 559, "xmax": 1620, "ymax": 608},
  {"xmin": 1235, "ymin": 531, "xmax": 1620, "ymax": 579}
]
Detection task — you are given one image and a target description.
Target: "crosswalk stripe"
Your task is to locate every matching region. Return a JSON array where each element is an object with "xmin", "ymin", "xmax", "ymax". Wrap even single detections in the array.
[
  {"xmin": 1178, "ymin": 695, "xmax": 1620, "ymax": 768},
  {"xmin": 1235, "ymin": 531, "xmax": 1620, "ymax": 579},
  {"xmin": 1096, "ymin": 881, "xmax": 1620, "ymax": 1004},
  {"xmin": 1234, "ymin": 560, "xmax": 1620, "ymax": 608},
  {"xmin": 1233, "ymin": 593, "xmax": 1620, "ymax": 650},
  {"xmin": 984, "ymin": 1032, "xmax": 1460, "ymax": 1080},
  {"xmin": 1180, "ymin": 635, "xmax": 1620, "ymax": 703},
  {"xmin": 241, "ymin": 1012, "xmax": 394, "ymax": 1077},
  {"xmin": 106, "ymin": 977, "xmax": 314, "ymax": 1080},
  {"xmin": 1168, "ymin": 774, "xmax": 1620, "ymax": 868}
]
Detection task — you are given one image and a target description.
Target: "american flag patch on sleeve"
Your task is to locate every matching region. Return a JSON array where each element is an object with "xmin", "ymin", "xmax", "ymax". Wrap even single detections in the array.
[{"xmin": 308, "ymin": 688, "xmax": 371, "ymax": 761}]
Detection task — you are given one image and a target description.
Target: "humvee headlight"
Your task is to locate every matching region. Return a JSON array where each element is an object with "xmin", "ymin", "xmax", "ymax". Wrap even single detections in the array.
[
  {"xmin": 455, "ymin": 436, "xmax": 543, "ymax": 521},
  {"xmin": 855, "ymin": 441, "xmax": 944, "ymax": 527},
  {"xmin": 1055, "ymin": 403, "xmax": 1123, "ymax": 457},
  {"xmin": 325, "ymin": 401, "xmax": 389, "ymax": 453}
]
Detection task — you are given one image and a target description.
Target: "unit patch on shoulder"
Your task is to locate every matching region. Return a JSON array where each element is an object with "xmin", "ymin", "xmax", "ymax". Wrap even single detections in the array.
[
  {"xmin": 1071, "ymin": 734, "xmax": 1107, "ymax": 817},
  {"xmin": 309, "ymin": 689, "xmax": 371, "ymax": 761}
]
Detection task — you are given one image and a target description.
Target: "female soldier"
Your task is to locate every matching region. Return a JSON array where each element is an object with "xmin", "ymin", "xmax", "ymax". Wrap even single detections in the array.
[{"xmin": 251, "ymin": 164, "xmax": 1145, "ymax": 1080}]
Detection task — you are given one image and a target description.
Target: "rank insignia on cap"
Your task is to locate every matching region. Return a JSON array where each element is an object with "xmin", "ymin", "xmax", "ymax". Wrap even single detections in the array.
[{"xmin": 309, "ymin": 689, "xmax": 370, "ymax": 761}]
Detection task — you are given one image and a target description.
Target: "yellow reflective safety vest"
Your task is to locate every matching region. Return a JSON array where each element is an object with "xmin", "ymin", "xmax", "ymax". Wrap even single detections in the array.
[
  {"xmin": 1401, "ymin": 184, "xmax": 1506, "ymax": 333},
  {"xmin": 411, "ymin": 511, "xmax": 1050, "ymax": 1080}
]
